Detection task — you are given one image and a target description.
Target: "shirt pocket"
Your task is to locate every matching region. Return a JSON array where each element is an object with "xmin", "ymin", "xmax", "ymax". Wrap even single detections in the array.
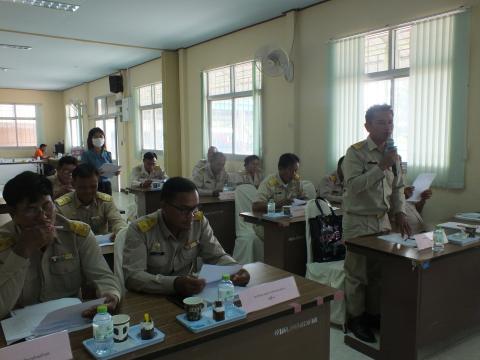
[
  {"xmin": 147, "ymin": 251, "xmax": 170, "ymax": 272},
  {"xmin": 181, "ymin": 244, "xmax": 199, "ymax": 261},
  {"xmin": 49, "ymin": 257, "xmax": 81, "ymax": 292}
]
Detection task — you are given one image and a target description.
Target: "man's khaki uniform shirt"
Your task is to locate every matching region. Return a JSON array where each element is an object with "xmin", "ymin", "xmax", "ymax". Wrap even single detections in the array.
[
  {"xmin": 342, "ymin": 136, "xmax": 406, "ymax": 239},
  {"xmin": 55, "ymin": 192, "xmax": 127, "ymax": 235},
  {"xmin": 231, "ymin": 170, "xmax": 264, "ymax": 188},
  {"xmin": 318, "ymin": 171, "xmax": 344, "ymax": 204},
  {"xmin": 192, "ymin": 159, "xmax": 207, "ymax": 178},
  {"xmin": 192, "ymin": 163, "xmax": 230, "ymax": 196},
  {"xmin": 123, "ymin": 210, "xmax": 236, "ymax": 295},
  {"xmin": 129, "ymin": 165, "xmax": 167, "ymax": 187},
  {"xmin": 255, "ymin": 173, "xmax": 304, "ymax": 204},
  {"xmin": 0, "ymin": 214, "xmax": 121, "ymax": 319},
  {"xmin": 47, "ymin": 174, "xmax": 72, "ymax": 199}
]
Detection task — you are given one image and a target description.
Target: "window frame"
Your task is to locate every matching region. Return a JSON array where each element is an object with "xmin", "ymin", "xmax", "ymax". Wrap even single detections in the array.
[
  {"xmin": 67, "ymin": 103, "xmax": 83, "ymax": 148},
  {"xmin": 138, "ymin": 82, "xmax": 164, "ymax": 153},
  {"xmin": 0, "ymin": 103, "xmax": 38, "ymax": 148},
  {"xmin": 94, "ymin": 95, "xmax": 117, "ymax": 160},
  {"xmin": 205, "ymin": 61, "xmax": 260, "ymax": 161}
]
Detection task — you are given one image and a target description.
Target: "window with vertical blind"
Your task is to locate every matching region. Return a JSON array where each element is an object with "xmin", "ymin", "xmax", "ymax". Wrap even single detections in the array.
[
  {"xmin": 328, "ymin": 10, "xmax": 469, "ymax": 188},
  {"xmin": 0, "ymin": 104, "xmax": 37, "ymax": 147},
  {"xmin": 138, "ymin": 83, "xmax": 163, "ymax": 152},
  {"xmin": 95, "ymin": 96, "xmax": 117, "ymax": 160},
  {"xmin": 202, "ymin": 61, "xmax": 262, "ymax": 158}
]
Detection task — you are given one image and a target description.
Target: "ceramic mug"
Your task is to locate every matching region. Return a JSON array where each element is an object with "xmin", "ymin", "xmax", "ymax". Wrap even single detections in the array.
[
  {"xmin": 183, "ymin": 297, "xmax": 206, "ymax": 321},
  {"xmin": 112, "ymin": 314, "xmax": 130, "ymax": 342}
]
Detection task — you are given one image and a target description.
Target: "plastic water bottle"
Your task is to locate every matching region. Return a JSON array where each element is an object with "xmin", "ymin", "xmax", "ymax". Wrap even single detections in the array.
[
  {"xmin": 92, "ymin": 304, "xmax": 113, "ymax": 355},
  {"xmin": 218, "ymin": 273, "xmax": 235, "ymax": 310},
  {"xmin": 267, "ymin": 199, "xmax": 276, "ymax": 215},
  {"xmin": 432, "ymin": 226, "xmax": 446, "ymax": 252}
]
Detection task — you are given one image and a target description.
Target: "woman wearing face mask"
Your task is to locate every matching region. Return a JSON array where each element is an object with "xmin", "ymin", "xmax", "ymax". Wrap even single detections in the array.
[{"xmin": 81, "ymin": 127, "xmax": 120, "ymax": 195}]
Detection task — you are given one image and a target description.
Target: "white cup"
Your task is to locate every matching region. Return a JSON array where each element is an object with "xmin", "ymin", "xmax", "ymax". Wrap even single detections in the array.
[{"xmin": 112, "ymin": 314, "xmax": 130, "ymax": 342}]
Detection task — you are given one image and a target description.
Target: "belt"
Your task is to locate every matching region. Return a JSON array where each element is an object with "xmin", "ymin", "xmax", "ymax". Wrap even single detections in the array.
[{"xmin": 345, "ymin": 211, "xmax": 387, "ymax": 219}]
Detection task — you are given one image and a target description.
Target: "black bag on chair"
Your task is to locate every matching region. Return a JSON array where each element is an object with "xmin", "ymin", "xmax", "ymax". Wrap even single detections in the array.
[{"xmin": 309, "ymin": 197, "xmax": 345, "ymax": 262}]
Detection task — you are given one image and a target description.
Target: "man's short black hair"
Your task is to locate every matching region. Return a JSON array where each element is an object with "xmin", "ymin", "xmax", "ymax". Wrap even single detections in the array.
[
  {"xmin": 72, "ymin": 163, "xmax": 99, "ymax": 179},
  {"xmin": 3, "ymin": 171, "xmax": 53, "ymax": 208},
  {"xmin": 58, "ymin": 155, "xmax": 78, "ymax": 169},
  {"xmin": 365, "ymin": 104, "xmax": 393, "ymax": 123},
  {"xmin": 160, "ymin": 177, "xmax": 198, "ymax": 203},
  {"xmin": 337, "ymin": 156, "xmax": 345, "ymax": 168},
  {"xmin": 39, "ymin": 144, "xmax": 47, "ymax": 148},
  {"xmin": 143, "ymin": 152, "xmax": 157, "ymax": 161},
  {"xmin": 278, "ymin": 153, "xmax": 300, "ymax": 169},
  {"xmin": 244, "ymin": 155, "xmax": 260, "ymax": 167}
]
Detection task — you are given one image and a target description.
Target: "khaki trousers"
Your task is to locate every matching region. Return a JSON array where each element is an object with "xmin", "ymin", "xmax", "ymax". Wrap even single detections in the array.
[{"xmin": 343, "ymin": 213, "xmax": 391, "ymax": 318}]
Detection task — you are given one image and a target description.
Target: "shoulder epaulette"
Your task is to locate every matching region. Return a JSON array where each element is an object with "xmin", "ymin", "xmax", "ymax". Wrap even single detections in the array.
[
  {"xmin": 329, "ymin": 175, "xmax": 337, "ymax": 182},
  {"xmin": 97, "ymin": 192, "xmax": 112, "ymax": 202},
  {"xmin": 69, "ymin": 220, "xmax": 90, "ymax": 237},
  {"xmin": 294, "ymin": 174, "xmax": 301, "ymax": 181},
  {"xmin": 137, "ymin": 216, "xmax": 157, "ymax": 233},
  {"xmin": 352, "ymin": 140, "xmax": 366, "ymax": 150},
  {"xmin": 55, "ymin": 193, "xmax": 72, "ymax": 206},
  {"xmin": 268, "ymin": 176, "xmax": 279, "ymax": 187},
  {"xmin": 193, "ymin": 211, "xmax": 204, "ymax": 222},
  {"xmin": 0, "ymin": 234, "xmax": 14, "ymax": 252}
]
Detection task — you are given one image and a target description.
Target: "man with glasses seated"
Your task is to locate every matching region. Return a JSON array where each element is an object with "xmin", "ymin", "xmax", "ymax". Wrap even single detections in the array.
[
  {"xmin": 122, "ymin": 177, "xmax": 250, "ymax": 296},
  {"xmin": 47, "ymin": 155, "xmax": 78, "ymax": 199},
  {"xmin": 0, "ymin": 171, "xmax": 121, "ymax": 319}
]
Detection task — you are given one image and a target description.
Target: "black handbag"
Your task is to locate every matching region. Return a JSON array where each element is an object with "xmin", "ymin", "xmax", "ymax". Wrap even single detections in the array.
[{"xmin": 309, "ymin": 197, "xmax": 345, "ymax": 262}]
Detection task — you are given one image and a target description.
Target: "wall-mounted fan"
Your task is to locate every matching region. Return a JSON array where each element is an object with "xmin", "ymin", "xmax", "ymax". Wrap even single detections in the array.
[{"xmin": 254, "ymin": 46, "xmax": 294, "ymax": 82}]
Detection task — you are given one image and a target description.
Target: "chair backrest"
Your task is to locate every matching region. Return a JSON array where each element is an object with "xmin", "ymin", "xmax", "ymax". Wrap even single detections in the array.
[
  {"xmin": 302, "ymin": 180, "xmax": 317, "ymax": 200},
  {"xmin": 113, "ymin": 227, "xmax": 128, "ymax": 295},
  {"xmin": 234, "ymin": 184, "xmax": 258, "ymax": 236},
  {"xmin": 305, "ymin": 198, "xmax": 332, "ymax": 264}
]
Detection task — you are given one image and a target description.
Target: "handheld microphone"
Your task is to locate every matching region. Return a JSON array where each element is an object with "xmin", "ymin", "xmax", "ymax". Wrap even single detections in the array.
[{"xmin": 385, "ymin": 138, "xmax": 398, "ymax": 176}]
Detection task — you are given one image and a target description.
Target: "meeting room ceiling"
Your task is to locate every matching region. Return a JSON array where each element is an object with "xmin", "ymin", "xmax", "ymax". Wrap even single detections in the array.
[{"xmin": 0, "ymin": 0, "xmax": 324, "ymax": 91}]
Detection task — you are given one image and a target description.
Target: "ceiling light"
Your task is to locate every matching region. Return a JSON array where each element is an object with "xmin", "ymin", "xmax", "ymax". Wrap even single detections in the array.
[
  {"xmin": 6, "ymin": 0, "xmax": 80, "ymax": 12},
  {"xmin": 0, "ymin": 67, "xmax": 9, "ymax": 72},
  {"xmin": 0, "ymin": 44, "xmax": 32, "ymax": 50}
]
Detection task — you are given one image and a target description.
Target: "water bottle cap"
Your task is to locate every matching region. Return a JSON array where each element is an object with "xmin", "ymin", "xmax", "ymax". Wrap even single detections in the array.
[
  {"xmin": 97, "ymin": 304, "xmax": 108, "ymax": 313},
  {"xmin": 222, "ymin": 273, "xmax": 231, "ymax": 281}
]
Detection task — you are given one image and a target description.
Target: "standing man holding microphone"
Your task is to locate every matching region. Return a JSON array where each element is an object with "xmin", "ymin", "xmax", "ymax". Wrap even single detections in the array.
[{"xmin": 342, "ymin": 104, "xmax": 410, "ymax": 343}]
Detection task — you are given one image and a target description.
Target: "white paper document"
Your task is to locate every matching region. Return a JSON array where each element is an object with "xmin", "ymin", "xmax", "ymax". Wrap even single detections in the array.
[
  {"xmin": 292, "ymin": 198, "xmax": 307, "ymax": 206},
  {"xmin": 438, "ymin": 222, "xmax": 480, "ymax": 232},
  {"xmin": 98, "ymin": 163, "xmax": 121, "ymax": 178},
  {"xmin": 377, "ymin": 233, "xmax": 417, "ymax": 247},
  {"xmin": 1, "ymin": 297, "xmax": 104, "ymax": 344},
  {"xmin": 198, "ymin": 264, "xmax": 242, "ymax": 283},
  {"xmin": 95, "ymin": 233, "xmax": 114, "ymax": 247},
  {"xmin": 407, "ymin": 173, "xmax": 436, "ymax": 203}
]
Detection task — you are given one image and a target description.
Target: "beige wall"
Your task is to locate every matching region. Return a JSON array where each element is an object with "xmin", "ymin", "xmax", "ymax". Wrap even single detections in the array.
[
  {"xmin": 180, "ymin": 0, "xmax": 480, "ymax": 225},
  {"xmin": 0, "ymin": 89, "xmax": 64, "ymax": 158}
]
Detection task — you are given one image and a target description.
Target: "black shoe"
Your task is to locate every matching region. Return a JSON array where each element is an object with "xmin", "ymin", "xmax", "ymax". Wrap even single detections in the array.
[
  {"xmin": 364, "ymin": 313, "xmax": 381, "ymax": 330},
  {"xmin": 348, "ymin": 316, "xmax": 376, "ymax": 343}
]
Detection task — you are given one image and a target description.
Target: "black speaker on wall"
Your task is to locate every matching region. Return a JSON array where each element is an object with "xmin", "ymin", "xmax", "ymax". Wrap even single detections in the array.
[{"xmin": 109, "ymin": 75, "xmax": 123, "ymax": 93}]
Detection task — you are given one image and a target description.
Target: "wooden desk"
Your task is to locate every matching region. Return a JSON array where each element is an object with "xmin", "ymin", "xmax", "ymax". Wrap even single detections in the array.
[
  {"xmin": 241, "ymin": 212, "xmax": 307, "ymax": 276},
  {"xmin": 344, "ymin": 233, "xmax": 480, "ymax": 359},
  {"xmin": 129, "ymin": 188, "xmax": 236, "ymax": 255},
  {"xmin": 0, "ymin": 263, "xmax": 337, "ymax": 360}
]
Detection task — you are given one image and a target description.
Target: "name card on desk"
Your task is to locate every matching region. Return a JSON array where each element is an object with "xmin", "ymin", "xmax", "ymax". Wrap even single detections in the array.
[
  {"xmin": 414, "ymin": 232, "xmax": 433, "ymax": 250},
  {"xmin": 0, "ymin": 330, "xmax": 72, "ymax": 360},
  {"xmin": 239, "ymin": 276, "xmax": 300, "ymax": 313}
]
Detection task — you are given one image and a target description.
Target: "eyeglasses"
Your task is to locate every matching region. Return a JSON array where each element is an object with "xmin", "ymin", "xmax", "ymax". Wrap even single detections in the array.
[
  {"xmin": 22, "ymin": 201, "xmax": 55, "ymax": 218},
  {"xmin": 166, "ymin": 202, "xmax": 199, "ymax": 216}
]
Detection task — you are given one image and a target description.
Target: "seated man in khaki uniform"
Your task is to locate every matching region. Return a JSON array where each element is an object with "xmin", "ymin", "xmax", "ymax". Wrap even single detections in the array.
[
  {"xmin": 342, "ymin": 104, "xmax": 409, "ymax": 343},
  {"xmin": 122, "ymin": 177, "xmax": 250, "ymax": 296},
  {"xmin": 55, "ymin": 164, "xmax": 127, "ymax": 240},
  {"xmin": 0, "ymin": 172, "xmax": 120, "ymax": 319},
  {"xmin": 318, "ymin": 156, "xmax": 344, "ymax": 204},
  {"xmin": 252, "ymin": 153, "xmax": 305, "ymax": 213},
  {"xmin": 192, "ymin": 152, "xmax": 231, "ymax": 197},
  {"xmin": 47, "ymin": 155, "xmax": 78, "ymax": 199},
  {"xmin": 192, "ymin": 146, "xmax": 217, "ymax": 178},
  {"xmin": 129, "ymin": 152, "xmax": 167, "ymax": 188},
  {"xmin": 232, "ymin": 155, "xmax": 264, "ymax": 188}
]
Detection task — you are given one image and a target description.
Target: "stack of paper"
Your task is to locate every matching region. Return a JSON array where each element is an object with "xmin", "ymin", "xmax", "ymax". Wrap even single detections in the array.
[
  {"xmin": 95, "ymin": 233, "xmax": 114, "ymax": 247},
  {"xmin": 290, "ymin": 204, "xmax": 306, "ymax": 217},
  {"xmin": 1, "ymin": 298, "xmax": 104, "ymax": 344},
  {"xmin": 218, "ymin": 191, "xmax": 235, "ymax": 200}
]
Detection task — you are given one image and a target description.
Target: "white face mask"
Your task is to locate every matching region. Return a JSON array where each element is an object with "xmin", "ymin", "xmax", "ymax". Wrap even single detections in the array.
[{"xmin": 92, "ymin": 138, "xmax": 105, "ymax": 148}]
